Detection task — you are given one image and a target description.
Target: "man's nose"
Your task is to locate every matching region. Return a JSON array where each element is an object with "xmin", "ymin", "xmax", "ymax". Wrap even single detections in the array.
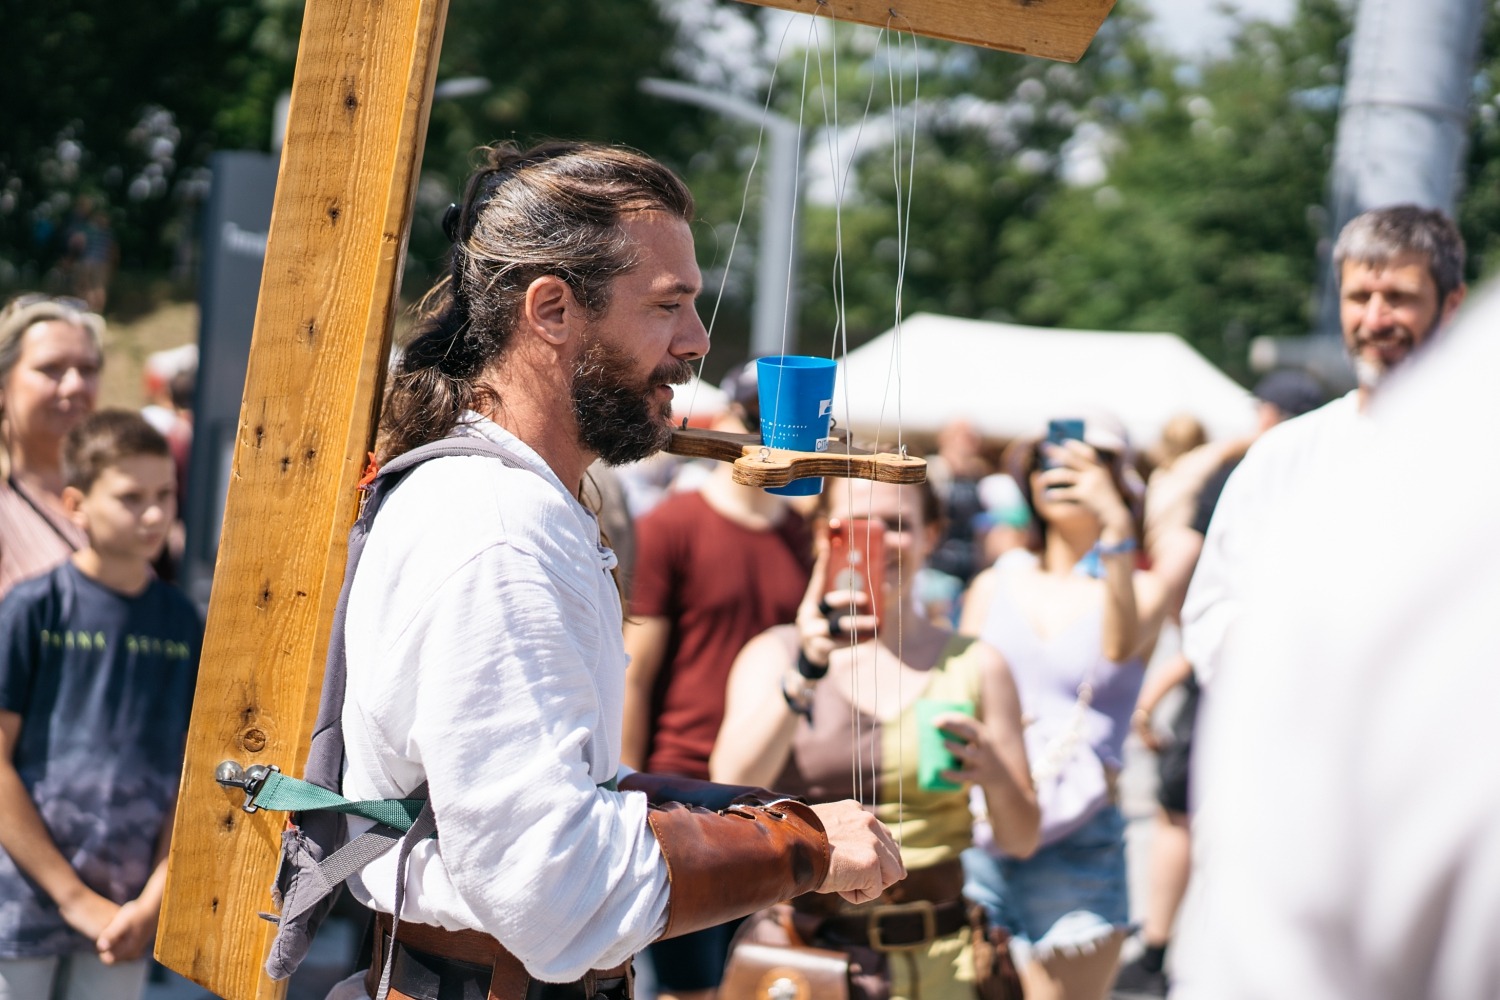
[
  {"xmin": 673, "ymin": 308, "xmax": 710, "ymax": 362},
  {"xmin": 1361, "ymin": 295, "xmax": 1393, "ymax": 329}
]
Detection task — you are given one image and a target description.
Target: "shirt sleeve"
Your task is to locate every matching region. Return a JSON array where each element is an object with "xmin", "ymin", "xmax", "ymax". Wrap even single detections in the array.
[
  {"xmin": 0, "ymin": 585, "xmax": 44, "ymax": 715},
  {"xmin": 344, "ymin": 541, "xmax": 670, "ymax": 982},
  {"xmin": 1180, "ymin": 456, "xmax": 1261, "ymax": 688}
]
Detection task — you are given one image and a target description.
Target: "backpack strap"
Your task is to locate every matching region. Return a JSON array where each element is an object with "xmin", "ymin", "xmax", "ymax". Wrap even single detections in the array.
[{"xmin": 262, "ymin": 434, "xmax": 520, "ymax": 986}]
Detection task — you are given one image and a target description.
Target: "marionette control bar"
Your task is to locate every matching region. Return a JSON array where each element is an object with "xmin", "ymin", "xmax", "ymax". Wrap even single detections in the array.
[{"xmin": 667, "ymin": 426, "xmax": 927, "ymax": 488}]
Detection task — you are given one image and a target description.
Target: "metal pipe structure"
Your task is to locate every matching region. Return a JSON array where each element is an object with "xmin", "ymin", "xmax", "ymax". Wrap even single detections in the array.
[
  {"xmin": 1312, "ymin": 0, "xmax": 1488, "ymax": 339},
  {"xmin": 641, "ymin": 77, "xmax": 802, "ymax": 357}
]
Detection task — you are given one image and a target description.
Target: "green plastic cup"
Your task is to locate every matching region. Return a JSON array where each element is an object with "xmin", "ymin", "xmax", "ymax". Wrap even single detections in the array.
[{"xmin": 915, "ymin": 698, "xmax": 974, "ymax": 792}]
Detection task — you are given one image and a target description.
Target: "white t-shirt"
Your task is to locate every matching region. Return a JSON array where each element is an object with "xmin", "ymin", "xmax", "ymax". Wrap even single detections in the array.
[
  {"xmin": 1174, "ymin": 285, "xmax": 1500, "ymax": 999},
  {"xmin": 1180, "ymin": 390, "xmax": 1365, "ymax": 687},
  {"xmin": 340, "ymin": 416, "xmax": 670, "ymax": 981}
]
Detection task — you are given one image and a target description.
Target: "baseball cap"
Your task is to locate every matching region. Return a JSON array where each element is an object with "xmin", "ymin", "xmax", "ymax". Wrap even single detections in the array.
[
  {"xmin": 719, "ymin": 360, "xmax": 761, "ymax": 431},
  {"xmin": 1253, "ymin": 369, "xmax": 1326, "ymax": 419}
]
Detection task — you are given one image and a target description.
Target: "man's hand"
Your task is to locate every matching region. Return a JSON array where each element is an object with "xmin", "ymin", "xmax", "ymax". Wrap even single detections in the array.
[
  {"xmin": 96, "ymin": 897, "xmax": 159, "ymax": 964},
  {"xmin": 57, "ymin": 887, "xmax": 121, "ymax": 943},
  {"xmin": 809, "ymin": 800, "xmax": 905, "ymax": 904}
]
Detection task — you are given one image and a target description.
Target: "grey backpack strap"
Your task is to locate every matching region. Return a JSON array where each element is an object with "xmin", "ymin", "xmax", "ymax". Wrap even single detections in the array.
[{"xmin": 264, "ymin": 436, "xmax": 517, "ymax": 982}]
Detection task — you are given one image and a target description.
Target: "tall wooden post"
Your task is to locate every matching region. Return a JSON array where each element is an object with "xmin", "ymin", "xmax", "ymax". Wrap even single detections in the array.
[{"xmin": 155, "ymin": 1, "xmax": 448, "ymax": 996}]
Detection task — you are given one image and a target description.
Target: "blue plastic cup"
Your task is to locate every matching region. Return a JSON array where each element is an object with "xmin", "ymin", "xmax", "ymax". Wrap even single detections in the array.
[{"xmin": 757, "ymin": 355, "xmax": 837, "ymax": 497}]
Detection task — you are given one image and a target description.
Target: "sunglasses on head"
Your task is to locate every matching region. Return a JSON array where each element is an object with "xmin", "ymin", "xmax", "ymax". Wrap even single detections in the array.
[{"xmin": 6, "ymin": 293, "xmax": 95, "ymax": 314}]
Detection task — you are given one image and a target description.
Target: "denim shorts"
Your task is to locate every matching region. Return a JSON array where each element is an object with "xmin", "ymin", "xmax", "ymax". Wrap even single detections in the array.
[{"xmin": 961, "ymin": 805, "xmax": 1128, "ymax": 965}]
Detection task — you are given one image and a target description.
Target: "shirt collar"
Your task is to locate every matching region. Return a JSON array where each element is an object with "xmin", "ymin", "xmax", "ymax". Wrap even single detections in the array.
[{"xmin": 451, "ymin": 411, "xmax": 617, "ymax": 571}]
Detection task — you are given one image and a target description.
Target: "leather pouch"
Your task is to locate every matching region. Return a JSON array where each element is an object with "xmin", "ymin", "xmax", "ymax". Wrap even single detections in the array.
[{"xmin": 720, "ymin": 908, "xmax": 851, "ymax": 1000}]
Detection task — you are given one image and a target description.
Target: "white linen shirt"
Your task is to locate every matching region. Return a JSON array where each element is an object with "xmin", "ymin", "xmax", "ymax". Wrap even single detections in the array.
[
  {"xmin": 1175, "ymin": 287, "xmax": 1500, "ymax": 999},
  {"xmin": 1179, "ymin": 390, "xmax": 1365, "ymax": 687},
  {"xmin": 340, "ymin": 415, "xmax": 670, "ymax": 981}
]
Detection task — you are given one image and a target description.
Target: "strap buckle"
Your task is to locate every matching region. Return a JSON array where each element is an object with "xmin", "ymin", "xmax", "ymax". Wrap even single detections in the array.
[
  {"xmin": 214, "ymin": 760, "xmax": 280, "ymax": 813},
  {"xmin": 866, "ymin": 899, "xmax": 937, "ymax": 952}
]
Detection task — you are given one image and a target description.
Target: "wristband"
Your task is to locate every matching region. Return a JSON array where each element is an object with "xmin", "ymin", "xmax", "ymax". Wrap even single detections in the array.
[
  {"xmin": 781, "ymin": 674, "xmax": 814, "ymax": 719},
  {"xmin": 796, "ymin": 650, "xmax": 829, "ymax": 680},
  {"xmin": 1097, "ymin": 537, "xmax": 1137, "ymax": 558}
]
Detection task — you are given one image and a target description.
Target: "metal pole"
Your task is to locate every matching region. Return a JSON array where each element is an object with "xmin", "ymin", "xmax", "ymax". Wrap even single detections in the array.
[
  {"xmin": 641, "ymin": 77, "xmax": 801, "ymax": 356},
  {"xmin": 1313, "ymin": 0, "xmax": 1488, "ymax": 338}
]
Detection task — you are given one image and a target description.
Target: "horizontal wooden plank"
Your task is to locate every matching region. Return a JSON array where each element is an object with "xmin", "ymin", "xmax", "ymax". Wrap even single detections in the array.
[
  {"xmin": 731, "ymin": 0, "xmax": 1116, "ymax": 62},
  {"xmin": 668, "ymin": 427, "xmax": 928, "ymax": 486},
  {"xmin": 153, "ymin": 0, "xmax": 448, "ymax": 997}
]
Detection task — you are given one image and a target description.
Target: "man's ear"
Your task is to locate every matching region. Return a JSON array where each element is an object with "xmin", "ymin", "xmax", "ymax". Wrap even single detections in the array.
[
  {"xmin": 1440, "ymin": 283, "xmax": 1468, "ymax": 326},
  {"xmin": 522, "ymin": 274, "xmax": 583, "ymax": 347},
  {"xmin": 61, "ymin": 485, "xmax": 88, "ymax": 530}
]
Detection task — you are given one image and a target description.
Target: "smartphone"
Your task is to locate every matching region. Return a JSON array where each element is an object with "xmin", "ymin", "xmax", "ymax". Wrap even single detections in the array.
[
  {"xmin": 1043, "ymin": 418, "xmax": 1085, "ymax": 471},
  {"xmin": 825, "ymin": 517, "xmax": 885, "ymax": 627}
]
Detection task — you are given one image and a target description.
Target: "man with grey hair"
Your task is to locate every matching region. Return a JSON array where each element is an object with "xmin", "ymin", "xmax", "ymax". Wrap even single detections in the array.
[
  {"xmin": 1179, "ymin": 204, "xmax": 1466, "ymax": 689},
  {"xmin": 1163, "ymin": 204, "xmax": 1466, "ymax": 996}
]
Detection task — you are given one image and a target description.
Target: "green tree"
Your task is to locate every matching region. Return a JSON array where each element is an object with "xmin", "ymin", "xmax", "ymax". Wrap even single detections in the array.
[
  {"xmin": 0, "ymin": 0, "xmax": 300, "ymax": 299},
  {"xmin": 1002, "ymin": 0, "xmax": 1352, "ymax": 381},
  {"xmin": 784, "ymin": 1, "xmax": 1169, "ymax": 354}
]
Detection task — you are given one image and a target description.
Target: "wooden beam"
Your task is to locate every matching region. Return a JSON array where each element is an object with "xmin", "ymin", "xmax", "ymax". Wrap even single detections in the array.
[
  {"xmin": 154, "ymin": 0, "xmax": 448, "ymax": 996},
  {"xmin": 731, "ymin": 0, "xmax": 1116, "ymax": 62}
]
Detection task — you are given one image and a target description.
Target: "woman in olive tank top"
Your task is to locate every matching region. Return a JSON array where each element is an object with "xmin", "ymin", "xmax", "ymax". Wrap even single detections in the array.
[{"xmin": 713, "ymin": 478, "xmax": 1038, "ymax": 1000}]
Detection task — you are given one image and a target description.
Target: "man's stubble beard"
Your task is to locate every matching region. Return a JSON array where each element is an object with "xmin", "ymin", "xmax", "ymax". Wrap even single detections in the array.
[
  {"xmin": 1349, "ymin": 311, "xmax": 1445, "ymax": 392},
  {"xmin": 571, "ymin": 335, "xmax": 694, "ymax": 467}
]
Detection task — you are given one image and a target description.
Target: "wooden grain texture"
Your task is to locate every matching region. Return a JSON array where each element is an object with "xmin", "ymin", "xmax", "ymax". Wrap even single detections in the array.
[
  {"xmin": 668, "ymin": 427, "xmax": 928, "ymax": 486},
  {"xmin": 731, "ymin": 0, "xmax": 1116, "ymax": 61},
  {"xmin": 154, "ymin": 0, "xmax": 448, "ymax": 996}
]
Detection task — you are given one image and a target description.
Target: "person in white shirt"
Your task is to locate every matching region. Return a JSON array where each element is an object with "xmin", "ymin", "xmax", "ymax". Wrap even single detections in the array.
[
  {"xmin": 1174, "ymin": 279, "xmax": 1500, "ymax": 999},
  {"xmin": 339, "ymin": 141, "xmax": 904, "ymax": 1000},
  {"xmin": 1171, "ymin": 205, "xmax": 1469, "ymax": 997}
]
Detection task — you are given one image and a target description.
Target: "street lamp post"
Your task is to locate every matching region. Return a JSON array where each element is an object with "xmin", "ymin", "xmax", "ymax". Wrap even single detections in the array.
[{"xmin": 641, "ymin": 77, "xmax": 801, "ymax": 357}]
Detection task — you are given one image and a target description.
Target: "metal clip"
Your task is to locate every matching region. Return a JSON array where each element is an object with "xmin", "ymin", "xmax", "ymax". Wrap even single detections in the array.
[{"xmin": 215, "ymin": 760, "xmax": 280, "ymax": 813}]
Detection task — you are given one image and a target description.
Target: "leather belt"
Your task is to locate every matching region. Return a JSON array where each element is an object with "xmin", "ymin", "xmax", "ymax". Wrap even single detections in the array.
[
  {"xmin": 369, "ymin": 913, "xmax": 633, "ymax": 1000},
  {"xmin": 788, "ymin": 858, "xmax": 972, "ymax": 952},
  {"xmin": 799, "ymin": 896, "xmax": 970, "ymax": 952}
]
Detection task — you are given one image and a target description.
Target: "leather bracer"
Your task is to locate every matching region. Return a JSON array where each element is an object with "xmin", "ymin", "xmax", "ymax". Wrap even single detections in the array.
[
  {"xmin": 617, "ymin": 771, "xmax": 782, "ymax": 812},
  {"xmin": 647, "ymin": 799, "xmax": 831, "ymax": 941}
]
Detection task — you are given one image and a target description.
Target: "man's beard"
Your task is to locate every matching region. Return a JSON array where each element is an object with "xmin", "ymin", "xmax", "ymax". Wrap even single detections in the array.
[
  {"xmin": 1349, "ymin": 313, "xmax": 1443, "ymax": 391},
  {"xmin": 571, "ymin": 336, "xmax": 694, "ymax": 466}
]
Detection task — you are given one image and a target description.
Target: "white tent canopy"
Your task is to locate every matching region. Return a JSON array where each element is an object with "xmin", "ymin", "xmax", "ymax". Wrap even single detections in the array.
[{"xmin": 829, "ymin": 312, "xmax": 1257, "ymax": 449}]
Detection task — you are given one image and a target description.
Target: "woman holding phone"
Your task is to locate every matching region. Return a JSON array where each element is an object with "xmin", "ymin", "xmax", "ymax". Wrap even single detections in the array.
[
  {"xmin": 957, "ymin": 416, "xmax": 1169, "ymax": 1000},
  {"xmin": 711, "ymin": 477, "xmax": 1038, "ymax": 1000}
]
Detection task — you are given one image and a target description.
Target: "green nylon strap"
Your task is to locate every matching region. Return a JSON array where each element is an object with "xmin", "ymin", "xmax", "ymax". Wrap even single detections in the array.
[
  {"xmin": 252, "ymin": 771, "xmax": 427, "ymax": 830},
  {"xmin": 251, "ymin": 770, "xmax": 621, "ymax": 829}
]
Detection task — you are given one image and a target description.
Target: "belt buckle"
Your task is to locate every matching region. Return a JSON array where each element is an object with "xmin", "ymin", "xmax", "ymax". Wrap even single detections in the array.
[{"xmin": 866, "ymin": 899, "xmax": 936, "ymax": 952}]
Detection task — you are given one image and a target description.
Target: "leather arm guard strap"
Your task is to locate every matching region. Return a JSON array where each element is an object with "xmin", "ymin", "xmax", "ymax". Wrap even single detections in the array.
[
  {"xmin": 618, "ymin": 771, "xmax": 783, "ymax": 812},
  {"xmin": 647, "ymin": 800, "xmax": 831, "ymax": 941}
]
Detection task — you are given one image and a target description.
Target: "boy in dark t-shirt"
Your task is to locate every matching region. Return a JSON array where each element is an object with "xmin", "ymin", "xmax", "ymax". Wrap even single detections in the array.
[{"xmin": 0, "ymin": 410, "xmax": 200, "ymax": 999}]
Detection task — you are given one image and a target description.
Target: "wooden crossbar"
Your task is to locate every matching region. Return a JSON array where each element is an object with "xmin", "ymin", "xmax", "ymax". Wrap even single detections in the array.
[{"xmin": 733, "ymin": 0, "xmax": 1117, "ymax": 62}]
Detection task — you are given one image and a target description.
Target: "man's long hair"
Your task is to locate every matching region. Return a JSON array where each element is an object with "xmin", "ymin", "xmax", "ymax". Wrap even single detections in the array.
[{"xmin": 377, "ymin": 141, "xmax": 695, "ymax": 462}]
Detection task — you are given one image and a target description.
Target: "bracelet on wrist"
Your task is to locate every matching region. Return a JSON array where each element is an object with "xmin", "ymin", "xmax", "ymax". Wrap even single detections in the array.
[
  {"xmin": 796, "ymin": 649, "xmax": 829, "ymax": 680},
  {"xmin": 781, "ymin": 674, "xmax": 815, "ymax": 719},
  {"xmin": 1097, "ymin": 536, "xmax": 1137, "ymax": 558}
]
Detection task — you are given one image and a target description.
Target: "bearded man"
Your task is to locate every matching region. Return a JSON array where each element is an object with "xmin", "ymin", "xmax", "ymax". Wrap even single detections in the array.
[
  {"xmin": 337, "ymin": 141, "xmax": 903, "ymax": 1000},
  {"xmin": 1179, "ymin": 204, "xmax": 1466, "ymax": 690}
]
